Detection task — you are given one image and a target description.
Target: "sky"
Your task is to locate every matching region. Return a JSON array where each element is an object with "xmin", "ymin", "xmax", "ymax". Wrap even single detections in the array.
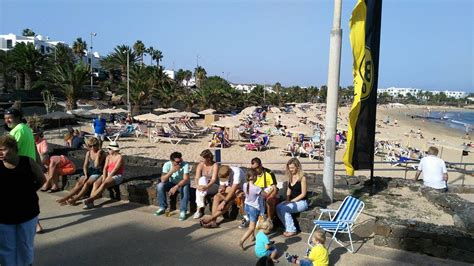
[{"xmin": 0, "ymin": 0, "xmax": 473, "ymax": 91}]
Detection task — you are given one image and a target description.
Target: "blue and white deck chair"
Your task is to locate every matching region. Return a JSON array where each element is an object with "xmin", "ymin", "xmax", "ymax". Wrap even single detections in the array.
[{"xmin": 308, "ymin": 195, "xmax": 365, "ymax": 253}]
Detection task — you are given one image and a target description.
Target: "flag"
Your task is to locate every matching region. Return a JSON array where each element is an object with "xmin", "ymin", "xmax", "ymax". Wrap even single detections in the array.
[{"xmin": 343, "ymin": 0, "xmax": 383, "ymax": 176}]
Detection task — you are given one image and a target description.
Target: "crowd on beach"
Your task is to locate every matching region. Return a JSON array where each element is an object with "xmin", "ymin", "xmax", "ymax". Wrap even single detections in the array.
[
  {"xmin": 1, "ymin": 103, "xmax": 452, "ymax": 266},
  {"xmin": 0, "ymin": 106, "xmax": 330, "ymax": 266}
]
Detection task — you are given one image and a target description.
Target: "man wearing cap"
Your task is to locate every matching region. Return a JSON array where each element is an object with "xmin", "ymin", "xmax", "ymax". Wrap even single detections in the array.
[
  {"xmin": 154, "ymin": 152, "xmax": 190, "ymax": 221},
  {"xmin": 200, "ymin": 165, "xmax": 245, "ymax": 228},
  {"xmin": 4, "ymin": 108, "xmax": 37, "ymax": 161}
]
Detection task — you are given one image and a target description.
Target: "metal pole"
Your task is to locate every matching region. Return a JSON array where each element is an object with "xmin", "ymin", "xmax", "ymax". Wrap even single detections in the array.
[
  {"xmin": 322, "ymin": 0, "xmax": 342, "ymax": 203},
  {"xmin": 127, "ymin": 51, "xmax": 131, "ymax": 113},
  {"xmin": 90, "ymin": 33, "xmax": 96, "ymax": 91}
]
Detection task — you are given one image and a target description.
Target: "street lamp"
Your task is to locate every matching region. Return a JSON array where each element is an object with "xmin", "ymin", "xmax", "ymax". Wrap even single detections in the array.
[{"xmin": 90, "ymin": 32, "xmax": 97, "ymax": 91}]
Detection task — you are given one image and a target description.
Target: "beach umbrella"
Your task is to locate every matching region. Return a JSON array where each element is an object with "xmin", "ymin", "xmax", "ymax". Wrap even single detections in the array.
[
  {"xmin": 240, "ymin": 106, "xmax": 259, "ymax": 116},
  {"xmin": 180, "ymin": 111, "xmax": 199, "ymax": 118},
  {"xmin": 153, "ymin": 107, "xmax": 179, "ymax": 113},
  {"xmin": 42, "ymin": 111, "xmax": 75, "ymax": 120},
  {"xmin": 270, "ymin": 107, "xmax": 281, "ymax": 113},
  {"xmin": 89, "ymin": 108, "xmax": 108, "ymax": 115},
  {"xmin": 68, "ymin": 108, "xmax": 92, "ymax": 116},
  {"xmin": 198, "ymin": 109, "xmax": 217, "ymax": 115},
  {"xmin": 134, "ymin": 113, "xmax": 169, "ymax": 122},
  {"xmin": 211, "ymin": 117, "xmax": 241, "ymax": 128},
  {"xmin": 107, "ymin": 108, "xmax": 128, "ymax": 114},
  {"xmin": 286, "ymin": 125, "xmax": 314, "ymax": 136}
]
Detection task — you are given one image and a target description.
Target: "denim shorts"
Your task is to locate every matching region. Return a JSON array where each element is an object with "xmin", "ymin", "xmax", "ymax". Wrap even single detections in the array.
[
  {"xmin": 264, "ymin": 246, "xmax": 277, "ymax": 257},
  {"xmin": 112, "ymin": 174, "xmax": 123, "ymax": 185},
  {"xmin": 244, "ymin": 204, "xmax": 260, "ymax": 223},
  {"xmin": 88, "ymin": 174, "xmax": 101, "ymax": 182}
]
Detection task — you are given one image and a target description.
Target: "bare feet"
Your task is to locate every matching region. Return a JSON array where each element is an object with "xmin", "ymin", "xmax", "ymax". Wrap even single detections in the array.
[
  {"xmin": 56, "ymin": 198, "xmax": 68, "ymax": 205},
  {"xmin": 239, "ymin": 240, "xmax": 245, "ymax": 251}
]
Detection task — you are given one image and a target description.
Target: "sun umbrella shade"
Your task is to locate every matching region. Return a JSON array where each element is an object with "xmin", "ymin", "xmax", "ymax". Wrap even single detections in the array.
[
  {"xmin": 270, "ymin": 107, "xmax": 281, "ymax": 113},
  {"xmin": 134, "ymin": 113, "xmax": 163, "ymax": 122},
  {"xmin": 198, "ymin": 109, "xmax": 217, "ymax": 115},
  {"xmin": 211, "ymin": 117, "xmax": 242, "ymax": 128},
  {"xmin": 42, "ymin": 111, "xmax": 75, "ymax": 120}
]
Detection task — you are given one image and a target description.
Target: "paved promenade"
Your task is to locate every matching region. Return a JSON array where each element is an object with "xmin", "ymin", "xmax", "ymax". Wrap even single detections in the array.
[{"xmin": 35, "ymin": 193, "xmax": 467, "ymax": 266}]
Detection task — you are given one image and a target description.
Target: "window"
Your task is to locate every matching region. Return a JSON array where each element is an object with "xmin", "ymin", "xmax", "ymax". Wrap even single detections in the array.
[
  {"xmin": 6, "ymin": 39, "xmax": 12, "ymax": 48},
  {"xmin": 40, "ymin": 45, "xmax": 45, "ymax": 54}
]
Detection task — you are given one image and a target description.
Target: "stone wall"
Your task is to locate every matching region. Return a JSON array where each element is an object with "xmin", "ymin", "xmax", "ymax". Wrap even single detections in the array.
[{"xmin": 374, "ymin": 217, "xmax": 474, "ymax": 263}]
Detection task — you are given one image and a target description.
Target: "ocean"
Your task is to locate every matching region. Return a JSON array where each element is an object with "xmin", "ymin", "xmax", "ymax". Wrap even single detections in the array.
[{"xmin": 428, "ymin": 110, "xmax": 474, "ymax": 133}]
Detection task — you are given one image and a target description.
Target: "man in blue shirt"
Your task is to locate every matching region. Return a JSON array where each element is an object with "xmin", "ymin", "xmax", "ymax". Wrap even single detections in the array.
[
  {"xmin": 92, "ymin": 115, "xmax": 106, "ymax": 147},
  {"xmin": 154, "ymin": 152, "xmax": 190, "ymax": 221}
]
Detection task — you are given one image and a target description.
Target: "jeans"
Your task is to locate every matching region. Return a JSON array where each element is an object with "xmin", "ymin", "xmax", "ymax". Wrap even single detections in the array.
[
  {"xmin": 0, "ymin": 216, "xmax": 38, "ymax": 266},
  {"xmin": 299, "ymin": 259, "xmax": 313, "ymax": 266},
  {"xmin": 276, "ymin": 200, "xmax": 308, "ymax": 233},
  {"xmin": 157, "ymin": 181, "xmax": 190, "ymax": 212}
]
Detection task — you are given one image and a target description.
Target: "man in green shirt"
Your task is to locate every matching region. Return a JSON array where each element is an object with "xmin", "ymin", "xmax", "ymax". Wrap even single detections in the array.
[
  {"xmin": 4, "ymin": 108, "xmax": 37, "ymax": 161},
  {"xmin": 4, "ymin": 107, "xmax": 43, "ymax": 233}
]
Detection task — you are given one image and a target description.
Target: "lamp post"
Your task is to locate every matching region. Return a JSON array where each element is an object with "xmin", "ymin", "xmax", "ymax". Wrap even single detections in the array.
[
  {"xmin": 127, "ymin": 51, "xmax": 131, "ymax": 113},
  {"xmin": 322, "ymin": 0, "xmax": 342, "ymax": 203},
  {"xmin": 90, "ymin": 32, "xmax": 97, "ymax": 91}
]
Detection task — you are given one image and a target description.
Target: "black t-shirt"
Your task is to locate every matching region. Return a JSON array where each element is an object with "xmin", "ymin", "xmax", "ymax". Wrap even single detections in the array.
[{"xmin": 0, "ymin": 156, "xmax": 40, "ymax": 224}]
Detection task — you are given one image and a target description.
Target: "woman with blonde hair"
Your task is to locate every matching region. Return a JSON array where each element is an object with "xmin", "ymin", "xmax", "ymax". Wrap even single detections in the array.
[
  {"xmin": 193, "ymin": 149, "xmax": 219, "ymax": 219},
  {"xmin": 56, "ymin": 137, "xmax": 106, "ymax": 205},
  {"xmin": 276, "ymin": 158, "xmax": 308, "ymax": 237}
]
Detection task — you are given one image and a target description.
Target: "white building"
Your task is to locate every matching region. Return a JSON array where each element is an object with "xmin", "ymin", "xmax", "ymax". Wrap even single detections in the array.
[
  {"xmin": 81, "ymin": 51, "xmax": 102, "ymax": 76},
  {"xmin": 430, "ymin": 90, "xmax": 467, "ymax": 99},
  {"xmin": 378, "ymin": 86, "xmax": 468, "ymax": 100},
  {"xmin": 230, "ymin": 84, "xmax": 256, "ymax": 93},
  {"xmin": 378, "ymin": 87, "xmax": 422, "ymax": 98},
  {"xmin": 0, "ymin": 33, "xmax": 63, "ymax": 54}
]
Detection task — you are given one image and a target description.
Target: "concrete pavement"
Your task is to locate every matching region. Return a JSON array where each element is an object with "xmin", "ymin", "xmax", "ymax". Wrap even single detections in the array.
[{"xmin": 35, "ymin": 192, "xmax": 468, "ymax": 266}]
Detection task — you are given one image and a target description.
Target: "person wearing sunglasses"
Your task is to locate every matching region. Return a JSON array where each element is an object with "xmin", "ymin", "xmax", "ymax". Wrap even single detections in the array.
[
  {"xmin": 154, "ymin": 152, "xmax": 190, "ymax": 221},
  {"xmin": 56, "ymin": 137, "xmax": 106, "ymax": 205}
]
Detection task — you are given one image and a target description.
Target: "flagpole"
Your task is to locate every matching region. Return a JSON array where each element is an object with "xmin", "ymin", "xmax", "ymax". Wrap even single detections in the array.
[{"xmin": 322, "ymin": 0, "xmax": 342, "ymax": 203}]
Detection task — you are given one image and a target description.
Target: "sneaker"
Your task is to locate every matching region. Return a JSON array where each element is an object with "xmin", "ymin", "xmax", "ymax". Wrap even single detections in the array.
[
  {"xmin": 238, "ymin": 218, "xmax": 249, "ymax": 229},
  {"xmin": 154, "ymin": 208, "xmax": 165, "ymax": 216},
  {"xmin": 285, "ymin": 253, "xmax": 297, "ymax": 263},
  {"xmin": 179, "ymin": 211, "xmax": 186, "ymax": 221},
  {"xmin": 193, "ymin": 211, "xmax": 203, "ymax": 219},
  {"xmin": 82, "ymin": 201, "xmax": 94, "ymax": 210}
]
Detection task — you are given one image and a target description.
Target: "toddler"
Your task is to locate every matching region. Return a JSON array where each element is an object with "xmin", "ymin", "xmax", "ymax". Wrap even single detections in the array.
[
  {"xmin": 286, "ymin": 230, "xmax": 328, "ymax": 266},
  {"xmin": 255, "ymin": 219, "xmax": 278, "ymax": 263}
]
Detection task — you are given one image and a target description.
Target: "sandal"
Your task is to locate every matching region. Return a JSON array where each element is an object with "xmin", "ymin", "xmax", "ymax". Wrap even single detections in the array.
[
  {"xmin": 202, "ymin": 221, "xmax": 218, "ymax": 229},
  {"xmin": 283, "ymin": 231, "xmax": 297, "ymax": 237}
]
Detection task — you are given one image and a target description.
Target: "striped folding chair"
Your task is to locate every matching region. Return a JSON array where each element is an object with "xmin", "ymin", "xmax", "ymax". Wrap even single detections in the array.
[{"xmin": 308, "ymin": 195, "xmax": 365, "ymax": 253}]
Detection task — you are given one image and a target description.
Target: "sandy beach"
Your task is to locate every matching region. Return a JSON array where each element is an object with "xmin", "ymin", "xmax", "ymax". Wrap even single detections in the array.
[{"xmin": 39, "ymin": 104, "xmax": 473, "ymax": 187}]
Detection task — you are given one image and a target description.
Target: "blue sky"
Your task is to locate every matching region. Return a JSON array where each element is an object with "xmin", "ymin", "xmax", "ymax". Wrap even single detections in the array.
[{"xmin": 1, "ymin": 0, "xmax": 472, "ymax": 91}]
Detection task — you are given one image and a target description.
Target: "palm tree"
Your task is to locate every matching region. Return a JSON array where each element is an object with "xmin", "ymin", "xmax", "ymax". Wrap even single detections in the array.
[
  {"xmin": 109, "ymin": 45, "xmax": 137, "ymax": 82},
  {"xmin": 146, "ymin": 46, "xmax": 154, "ymax": 66},
  {"xmin": 0, "ymin": 50, "xmax": 13, "ymax": 92},
  {"xmin": 151, "ymin": 66, "xmax": 177, "ymax": 107},
  {"xmin": 72, "ymin": 38, "xmax": 87, "ymax": 62},
  {"xmin": 184, "ymin": 70, "xmax": 193, "ymax": 88},
  {"xmin": 22, "ymin": 28, "xmax": 36, "ymax": 37},
  {"xmin": 133, "ymin": 40, "xmax": 146, "ymax": 65},
  {"xmin": 194, "ymin": 66, "xmax": 207, "ymax": 88},
  {"xmin": 127, "ymin": 65, "xmax": 153, "ymax": 114},
  {"xmin": 49, "ymin": 62, "xmax": 89, "ymax": 110},
  {"xmin": 273, "ymin": 82, "xmax": 282, "ymax": 107},
  {"xmin": 10, "ymin": 43, "xmax": 44, "ymax": 90},
  {"xmin": 152, "ymin": 50, "xmax": 163, "ymax": 68}
]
